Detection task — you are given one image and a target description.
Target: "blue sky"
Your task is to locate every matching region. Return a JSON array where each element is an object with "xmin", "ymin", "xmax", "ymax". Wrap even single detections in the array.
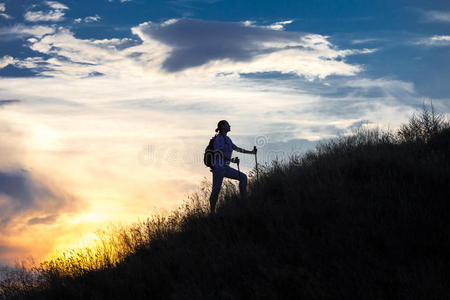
[
  {"xmin": 1, "ymin": 0, "xmax": 449, "ymax": 97},
  {"xmin": 0, "ymin": 0, "xmax": 449, "ymax": 265}
]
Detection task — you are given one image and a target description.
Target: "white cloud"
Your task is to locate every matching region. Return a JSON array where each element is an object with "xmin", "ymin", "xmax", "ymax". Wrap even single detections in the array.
[
  {"xmin": 84, "ymin": 15, "xmax": 101, "ymax": 22},
  {"xmin": 424, "ymin": 10, "xmax": 450, "ymax": 23},
  {"xmin": 0, "ymin": 2, "xmax": 12, "ymax": 19},
  {"xmin": 0, "ymin": 13, "xmax": 12, "ymax": 19},
  {"xmin": 0, "ymin": 55, "xmax": 16, "ymax": 69},
  {"xmin": 345, "ymin": 77, "xmax": 416, "ymax": 99},
  {"xmin": 351, "ymin": 38, "xmax": 379, "ymax": 44},
  {"xmin": 0, "ymin": 25, "xmax": 56, "ymax": 39},
  {"xmin": 74, "ymin": 15, "xmax": 101, "ymax": 23},
  {"xmin": 267, "ymin": 20, "xmax": 294, "ymax": 30},
  {"xmin": 45, "ymin": 1, "xmax": 69, "ymax": 10},
  {"xmin": 244, "ymin": 19, "xmax": 294, "ymax": 31},
  {"xmin": 24, "ymin": 9, "xmax": 65, "ymax": 22},
  {"xmin": 415, "ymin": 35, "xmax": 450, "ymax": 47},
  {"xmin": 24, "ymin": 1, "xmax": 69, "ymax": 22}
]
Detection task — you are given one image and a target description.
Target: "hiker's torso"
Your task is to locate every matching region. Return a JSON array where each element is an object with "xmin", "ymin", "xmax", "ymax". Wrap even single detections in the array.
[{"xmin": 213, "ymin": 134, "xmax": 233, "ymax": 167}]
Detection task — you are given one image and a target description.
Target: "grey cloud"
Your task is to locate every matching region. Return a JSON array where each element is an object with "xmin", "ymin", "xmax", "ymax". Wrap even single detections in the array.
[
  {"xmin": 110, "ymin": 98, "xmax": 229, "ymax": 114},
  {"xmin": 0, "ymin": 100, "xmax": 20, "ymax": 107},
  {"xmin": 0, "ymin": 170, "xmax": 34, "ymax": 209},
  {"xmin": 423, "ymin": 10, "xmax": 450, "ymax": 23},
  {"xmin": 347, "ymin": 119, "xmax": 371, "ymax": 130},
  {"xmin": 138, "ymin": 19, "xmax": 304, "ymax": 72},
  {"xmin": 0, "ymin": 169, "xmax": 77, "ymax": 230},
  {"xmin": 27, "ymin": 214, "xmax": 58, "ymax": 225},
  {"xmin": 307, "ymin": 99, "xmax": 374, "ymax": 120},
  {"xmin": 0, "ymin": 170, "xmax": 46, "ymax": 227}
]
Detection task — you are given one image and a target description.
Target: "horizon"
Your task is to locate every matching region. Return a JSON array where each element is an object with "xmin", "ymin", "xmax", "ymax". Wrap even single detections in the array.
[{"xmin": 1, "ymin": 0, "xmax": 450, "ymax": 266}]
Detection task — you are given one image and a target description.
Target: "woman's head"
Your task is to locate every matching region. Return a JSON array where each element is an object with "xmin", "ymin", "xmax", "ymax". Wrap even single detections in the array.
[{"xmin": 215, "ymin": 120, "xmax": 231, "ymax": 133}]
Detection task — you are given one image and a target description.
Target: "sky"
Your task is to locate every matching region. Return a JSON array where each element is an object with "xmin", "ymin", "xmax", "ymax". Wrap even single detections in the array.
[{"xmin": 0, "ymin": 0, "xmax": 449, "ymax": 266}]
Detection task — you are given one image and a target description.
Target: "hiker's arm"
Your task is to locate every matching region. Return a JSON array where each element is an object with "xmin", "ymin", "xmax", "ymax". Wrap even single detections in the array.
[{"xmin": 232, "ymin": 144, "xmax": 255, "ymax": 154}]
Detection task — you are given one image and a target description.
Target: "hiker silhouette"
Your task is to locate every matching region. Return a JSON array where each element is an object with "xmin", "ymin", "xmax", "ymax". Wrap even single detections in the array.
[{"xmin": 209, "ymin": 120, "xmax": 257, "ymax": 215}]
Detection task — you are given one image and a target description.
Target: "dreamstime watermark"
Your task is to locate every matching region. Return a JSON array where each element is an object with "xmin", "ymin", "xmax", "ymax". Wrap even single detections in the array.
[
  {"xmin": 254, "ymin": 135, "xmax": 269, "ymax": 148},
  {"xmin": 137, "ymin": 135, "xmax": 307, "ymax": 168}
]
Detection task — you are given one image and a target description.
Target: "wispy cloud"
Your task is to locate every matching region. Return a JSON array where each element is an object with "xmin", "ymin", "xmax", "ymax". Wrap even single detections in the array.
[
  {"xmin": 351, "ymin": 38, "xmax": 380, "ymax": 45},
  {"xmin": 423, "ymin": 10, "xmax": 450, "ymax": 23},
  {"xmin": 0, "ymin": 2, "xmax": 12, "ymax": 19},
  {"xmin": 0, "ymin": 25, "xmax": 56, "ymax": 39},
  {"xmin": 24, "ymin": 1, "xmax": 69, "ymax": 22},
  {"xmin": 0, "ymin": 99, "xmax": 20, "ymax": 107},
  {"xmin": 415, "ymin": 35, "xmax": 450, "ymax": 47},
  {"xmin": 74, "ymin": 14, "xmax": 101, "ymax": 23},
  {"xmin": 244, "ymin": 20, "xmax": 294, "ymax": 31},
  {"xmin": 45, "ymin": 1, "xmax": 69, "ymax": 10},
  {"xmin": 24, "ymin": 10, "xmax": 65, "ymax": 22}
]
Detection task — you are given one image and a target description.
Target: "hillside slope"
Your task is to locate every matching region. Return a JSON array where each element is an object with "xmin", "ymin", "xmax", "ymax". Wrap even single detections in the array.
[{"xmin": 2, "ymin": 108, "xmax": 450, "ymax": 299}]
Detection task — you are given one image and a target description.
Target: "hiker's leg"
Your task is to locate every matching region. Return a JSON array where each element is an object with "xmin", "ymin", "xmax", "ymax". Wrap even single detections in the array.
[
  {"xmin": 209, "ymin": 167, "xmax": 225, "ymax": 214},
  {"xmin": 224, "ymin": 166, "xmax": 248, "ymax": 202}
]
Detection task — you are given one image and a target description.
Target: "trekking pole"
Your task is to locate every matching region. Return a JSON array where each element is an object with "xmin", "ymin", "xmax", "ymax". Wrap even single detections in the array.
[
  {"xmin": 236, "ymin": 157, "xmax": 241, "ymax": 181},
  {"xmin": 253, "ymin": 146, "xmax": 259, "ymax": 181}
]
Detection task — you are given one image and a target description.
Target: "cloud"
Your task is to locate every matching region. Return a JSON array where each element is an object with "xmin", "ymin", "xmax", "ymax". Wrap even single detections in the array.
[
  {"xmin": 44, "ymin": 1, "xmax": 69, "ymax": 10},
  {"xmin": 24, "ymin": 10, "xmax": 65, "ymax": 22},
  {"xmin": 0, "ymin": 169, "xmax": 76, "ymax": 229},
  {"xmin": 0, "ymin": 19, "xmax": 374, "ymax": 80},
  {"xmin": 74, "ymin": 14, "xmax": 101, "ymax": 23},
  {"xmin": 345, "ymin": 78, "xmax": 416, "ymax": 98},
  {"xmin": 0, "ymin": 2, "xmax": 10, "ymax": 18},
  {"xmin": 351, "ymin": 38, "xmax": 379, "ymax": 45},
  {"xmin": 423, "ymin": 10, "xmax": 450, "ymax": 23},
  {"xmin": 0, "ymin": 100, "xmax": 20, "ymax": 107},
  {"xmin": 24, "ymin": 1, "xmax": 68, "ymax": 22},
  {"xmin": 0, "ymin": 55, "xmax": 16, "ymax": 69},
  {"xmin": 27, "ymin": 214, "xmax": 58, "ymax": 225},
  {"xmin": 131, "ymin": 18, "xmax": 375, "ymax": 78},
  {"xmin": 244, "ymin": 19, "xmax": 294, "ymax": 31},
  {"xmin": 415, "ymin": 35, "xmax": 450, "ymax": 47},
  {"xmin": 0, "ymin": 25, "xmax": 56, "ymax": 43}
]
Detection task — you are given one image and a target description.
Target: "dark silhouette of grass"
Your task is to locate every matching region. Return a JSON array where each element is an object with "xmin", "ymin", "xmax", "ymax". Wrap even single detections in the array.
[{"xmin": 1, "ymin": 104, "xmax": 449, "ymax": 299}]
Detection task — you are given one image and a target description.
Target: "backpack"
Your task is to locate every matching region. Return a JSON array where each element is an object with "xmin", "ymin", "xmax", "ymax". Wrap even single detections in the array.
[
  {"xmin": 204, "ymin": 134, "xmax": 229, "ymax": 169},
  {"xmin": 204, "ymin": 135, "xmax": 218, "ymax": 168}
]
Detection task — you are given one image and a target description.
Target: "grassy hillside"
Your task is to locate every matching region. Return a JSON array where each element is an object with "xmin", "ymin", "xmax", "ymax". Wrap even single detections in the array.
[{"xmin": 2, "ymin": 105, "xmax": 450, "ymax": 299}]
